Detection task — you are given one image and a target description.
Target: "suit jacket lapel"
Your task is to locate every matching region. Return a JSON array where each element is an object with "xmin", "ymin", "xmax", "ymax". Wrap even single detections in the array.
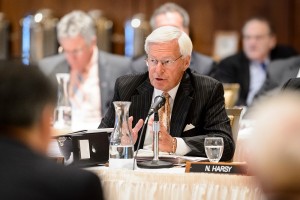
[
  {"xmin": 170, "ymin": 72, "xmax": 194, "ymax": 137},
  {"xmin": 243, "ymin": 56, "xmax": 250, "ymax": 98},
  {"xmin": 131, "ymin": 78, "xmax": 153, "ymax": 149}
]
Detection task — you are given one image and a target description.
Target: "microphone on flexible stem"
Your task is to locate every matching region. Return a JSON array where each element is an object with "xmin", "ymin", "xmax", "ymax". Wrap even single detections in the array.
[
  {"xmin": 148, "ymin": 95, "xmax": 166, "ymax": 116},
  {"xmin": 136, "ymin": 95, "xmax": 173, "ymax": 169},
  {"xmin": 133, "ymin": 95, "xmax": 169, "ymax": 170}
]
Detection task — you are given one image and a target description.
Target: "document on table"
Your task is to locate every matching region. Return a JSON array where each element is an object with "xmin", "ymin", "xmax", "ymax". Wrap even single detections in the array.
[{"xmin": 136, "ymin": 149, "xmax": 208, "ymax": 165}]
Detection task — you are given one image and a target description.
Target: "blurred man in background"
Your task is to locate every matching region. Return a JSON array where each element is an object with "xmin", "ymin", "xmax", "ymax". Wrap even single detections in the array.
[
  {"xmin": 131, "ymin": 2, "xmax": 216, "ymax": 76},
  {"xmin": 39, "ymin": 10, "xmax": 131, "ymax": 129},
  {"xmin": 0, "ymin": 62, "xmax": 103, "ymax": 200},
  {"xmin": 213, "ymin": 16, "xmax": 298, "ymax": 106}
]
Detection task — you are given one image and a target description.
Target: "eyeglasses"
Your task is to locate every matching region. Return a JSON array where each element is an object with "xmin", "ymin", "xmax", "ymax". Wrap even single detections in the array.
[
  {"xmin": 58, "ymin": 45, "xmax": 88, "ymax": 56},
  {"xmin": 145, "ymin": 55, "xmax": 183, "ymax": 68}
]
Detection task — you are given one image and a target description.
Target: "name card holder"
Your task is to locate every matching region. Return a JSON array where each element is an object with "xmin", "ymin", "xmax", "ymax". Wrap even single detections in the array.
[{"xmin": 185, "ymin": 161, "xmax": 249, "ymax": 175}]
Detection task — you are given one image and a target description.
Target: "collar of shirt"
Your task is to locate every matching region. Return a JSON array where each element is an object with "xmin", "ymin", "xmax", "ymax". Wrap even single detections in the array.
[
  {"xmin": 250, "ymin": 58, "xmax": 270, "ymax": 69},
  {"xmin": 153, "ymin": 83, "xmax": 180, "ymax": 114},
  {"xmin": 153, "ymin": 83, "xmax": 180, "ymax": 102}
]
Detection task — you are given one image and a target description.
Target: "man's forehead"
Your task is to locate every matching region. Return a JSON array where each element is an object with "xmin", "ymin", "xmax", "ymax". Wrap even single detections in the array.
[
  {"xmin": 155, "ymin": 12, "xmax": 183, "ymax": 27},
  {"xmin": 243, "ymin": 20, "xmax": 271, "ymax": 33}
]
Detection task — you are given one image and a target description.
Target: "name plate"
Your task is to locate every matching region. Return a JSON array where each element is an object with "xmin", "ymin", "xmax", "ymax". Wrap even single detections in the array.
[{"xmin": 185, "ymin": 161, "xmax": 248, "ymax": 175}]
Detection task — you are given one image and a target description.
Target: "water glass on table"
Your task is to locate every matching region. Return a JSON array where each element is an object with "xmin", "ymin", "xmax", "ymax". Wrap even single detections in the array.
[{"xmin": 204, "ymin": 137, "xmax": 224, "ymax": 163}]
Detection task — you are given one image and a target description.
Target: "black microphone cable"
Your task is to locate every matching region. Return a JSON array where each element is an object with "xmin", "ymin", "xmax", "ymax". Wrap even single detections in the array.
[{"xmin": 133, "ymin": 115, "xmax": 150, "ymax": 170}]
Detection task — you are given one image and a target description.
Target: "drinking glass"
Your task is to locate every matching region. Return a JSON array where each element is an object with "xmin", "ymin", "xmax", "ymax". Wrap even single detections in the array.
[{"xmin": 204, "ymin": 137, "xmax": 224, "ymax": 163}]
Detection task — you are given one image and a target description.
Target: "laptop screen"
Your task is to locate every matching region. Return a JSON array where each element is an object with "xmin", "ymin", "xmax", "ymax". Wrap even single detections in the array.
[{"xmin": 56, "ymin": 128, "xmax": 113, "ymax": 167}]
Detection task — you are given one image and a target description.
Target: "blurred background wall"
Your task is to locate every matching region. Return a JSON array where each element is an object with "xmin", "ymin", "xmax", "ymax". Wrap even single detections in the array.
[{"xmin": 0, "ymin": 0, "xmax": 299, "ymax": 59}]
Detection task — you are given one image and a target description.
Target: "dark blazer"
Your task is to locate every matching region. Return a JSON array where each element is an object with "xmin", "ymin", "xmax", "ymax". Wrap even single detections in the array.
[
  {"xmin": 131, "ymin": 51, "xmax": 216, "ymax": 76},
  {"xmin": 38, "ymin": 50, "xmax": 132, "ymax": 115},
  {"xmin": 0, "ymin": 137, "xmax": 103, "ymax": 200},
  {"xmin": 213, "ymin": 45, "xmax": 298, "ymax": 106},
  {"xmin": 257, "ymin": 56, "xmax": 300, "ymax": 96},
  {"xmin": 99, "ymin": 69, "xmax": 234, "ymax": 161}
]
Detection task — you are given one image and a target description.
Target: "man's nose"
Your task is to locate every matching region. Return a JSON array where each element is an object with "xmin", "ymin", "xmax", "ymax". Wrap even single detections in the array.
[{"xmin": 155, "ymin": 62, "xmax": 164, "ymax": 73}]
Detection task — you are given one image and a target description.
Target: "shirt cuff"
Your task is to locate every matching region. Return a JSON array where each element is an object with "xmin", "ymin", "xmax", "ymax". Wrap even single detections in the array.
[{"xmin": 174, "ymin": 137, "xmax": 191, "ymax": 156}]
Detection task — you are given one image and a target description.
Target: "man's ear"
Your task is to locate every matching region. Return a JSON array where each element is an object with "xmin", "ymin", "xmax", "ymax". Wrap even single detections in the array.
[
  {"xmin": 90, "ymin": 36, "xmax": 97, "ymax": 46},
  {"xmin": 183, "ymin": 55, "xmax": 191, "ymax": 71},
  {"xmin": 269, "ymin": 35, "xmax": 277, "ymax": 49}
]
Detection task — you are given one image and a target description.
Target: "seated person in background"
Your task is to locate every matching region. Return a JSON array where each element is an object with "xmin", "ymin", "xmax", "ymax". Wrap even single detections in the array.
[
  {"xmin": 38, "ymin": 10, "xmax": 131, "ymax": 129},
  {"xmin": 100, "ymin": 26, "xmax": 234, "ymax": 161},
  {"xmin": 247, "ymin": 91, "xmax": 300, "ymax": 200},
  {"xmin": 213, "ymin": 16, "xmax": 298, "ymax": 106},
  {"xmin": 0, "ymin": 62, "xmax": 103, "ymax": 200},
  {"xmin": 256, "ymin": 56, "xmax": 300, "ymax": 97},
  {"xmin": 131, "ymin": 2, "xmax": 216, "ymax": 76}
]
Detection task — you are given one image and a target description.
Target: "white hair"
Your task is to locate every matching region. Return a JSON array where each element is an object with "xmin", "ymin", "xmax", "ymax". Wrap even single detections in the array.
[
  {"xmin": 57, "ymin": 10, "xmax": 96, "ymax": 45},
  {"xmin": 144, "ymin": 26, "xmax": 192, "ymax": 57}
]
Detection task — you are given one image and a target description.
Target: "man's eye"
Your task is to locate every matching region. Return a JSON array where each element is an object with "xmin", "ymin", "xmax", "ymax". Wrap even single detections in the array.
[
  {"xmin": 164, "ymin": 60, "xmax": 171, "ymax": 65},
  {"xmin": 150, "ymin": 59, "xmax": 157, "ymax": 64}
]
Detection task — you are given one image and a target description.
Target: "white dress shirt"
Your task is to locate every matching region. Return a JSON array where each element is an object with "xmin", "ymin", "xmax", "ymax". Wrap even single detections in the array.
[
  {"xmin": 143, "ymin": 83, "xmax": 192, "ymax": 155},
  {"xmin": 247, "ymin": 59, "xmax": 270, "ymax": 105},
  {"xmin": 71, "ymin": 47, "xmax": 102, "ymax": 130}
]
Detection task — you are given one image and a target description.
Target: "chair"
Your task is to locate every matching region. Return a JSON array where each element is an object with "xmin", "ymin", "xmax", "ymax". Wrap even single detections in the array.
[
  {"xmin": 223, "ymin": 83, "xmax": 240, "ymax": 108},
  {"xmin": 226, "ymin": 107, "xmax": 243, "ymax": 145}
]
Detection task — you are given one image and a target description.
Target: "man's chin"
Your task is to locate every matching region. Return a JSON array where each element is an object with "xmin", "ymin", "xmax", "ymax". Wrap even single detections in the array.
[
  {"xmin": 152, "ymin": 84, "xmax": 166, "ymax": 91},
  {"xmin": 245, "ymin": 54, "xmax": 264, "ymax": 62}
]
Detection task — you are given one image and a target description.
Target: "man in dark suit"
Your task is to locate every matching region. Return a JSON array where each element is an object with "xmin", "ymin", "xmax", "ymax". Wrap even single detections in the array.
[
  {"xmin": 100, "ymin": 26, "xmax": 234, "ymax": 161},
  {"xmin": 213, "ymin": 17, "xmax": 298, "ymax": 106},
  {"xmin": 38, "ymin": 10, "xmax": 131, "ymax": 129},
  {"xmin": 131, "ymin": 2, "xmax": 216, "ymax": 76},
  {"xmin": 0, "ymin": 62, "xmax": 103, "ymax": 200}
]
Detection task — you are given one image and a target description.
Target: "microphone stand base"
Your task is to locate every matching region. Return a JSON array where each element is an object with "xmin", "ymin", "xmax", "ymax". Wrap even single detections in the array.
[{"xmin": 137, "ymin": 160, "xmax": 173, "ymax": 169}]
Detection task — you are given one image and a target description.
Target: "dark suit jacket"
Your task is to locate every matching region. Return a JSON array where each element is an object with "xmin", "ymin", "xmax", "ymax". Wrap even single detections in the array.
[
  {"xmin": 38, "ymin": 50, "xmax": 132, "ymax": 115},
  {"xmin": 99, "ymin": 69, "xmax": 234, "ymax": 161},
  {"xmin": 257, "ymin": 56, "xmax": 300, "ymax": 97},
  {"xmin": 282, "ymin": 78, "xmax": 300, "ymax": 90},
  {"xmin": 212, "ymin": 45, "xmax": 298, "ymax": 106},
  {"xmin": 0, "ymin": 137, "xmax": 103, "ymax": 200},
  {"xmin": 131, "ymin": 51, "xmax": 216, "ymax": 76}
]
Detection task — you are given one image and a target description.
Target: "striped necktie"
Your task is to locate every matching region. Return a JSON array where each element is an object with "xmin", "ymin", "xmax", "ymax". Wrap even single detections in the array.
[
  {"xmin": 69, "ymin": 73, "xmax": 85, "ymax": 107},
  {"xmin": 159, "ymin": 92, "xmax": 170, "ymax": 133},
  {"xmin": 261, "ymin": 62, "xmax": 267, "ymax": 72}
]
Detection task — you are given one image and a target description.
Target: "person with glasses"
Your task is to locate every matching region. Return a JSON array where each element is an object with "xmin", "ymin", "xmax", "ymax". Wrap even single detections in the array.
[
  {"xmin": 99, "ymin": 26, "xmax": 234, "ymax": 160},
  {"xmin": 38, "ymin": 10, "xmax": 131, "ymax": 129},
  {"xmin": 131, "ymin": 2, "xmax": 216, "ymax": 76}
]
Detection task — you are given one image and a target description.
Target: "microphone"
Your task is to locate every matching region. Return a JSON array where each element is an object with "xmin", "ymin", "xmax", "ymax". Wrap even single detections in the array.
[{"xmin": 148, "ymin": 95, "xmax": 166, "ymax": 116}]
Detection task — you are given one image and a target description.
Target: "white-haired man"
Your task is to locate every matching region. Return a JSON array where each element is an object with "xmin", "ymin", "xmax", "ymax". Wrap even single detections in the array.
[
  {"xmin": 39, "ymin": 10, "xmax": 131, "ymax": 129},
  {"xmin": 100, "ymin": 26, "xmax": 234, "ymax": 160}
]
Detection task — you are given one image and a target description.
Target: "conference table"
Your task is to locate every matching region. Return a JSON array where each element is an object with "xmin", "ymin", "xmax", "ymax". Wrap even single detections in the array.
[
  {"xmin": 51, "ymin": 120, "xmax": 262, "ymax": 200},
  {"xmin": 87, "ymin": 166, "xmax": 265, "ymax": 200}
]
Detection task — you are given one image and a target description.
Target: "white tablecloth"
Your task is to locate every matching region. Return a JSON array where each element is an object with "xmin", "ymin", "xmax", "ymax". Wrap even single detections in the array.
[{"xmin": 88, "ymin": 167, "xmax": 266, "ymax": 200}]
